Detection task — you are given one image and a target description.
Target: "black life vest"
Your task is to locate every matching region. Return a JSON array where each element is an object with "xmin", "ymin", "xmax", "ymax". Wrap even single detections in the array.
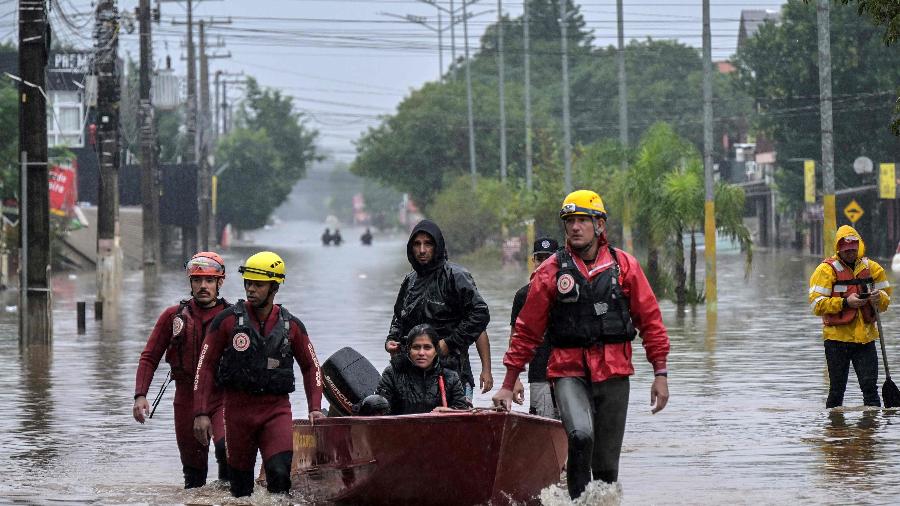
[
  {"xmin": 546, "ymin": 248, "xmax": 637, "ymax": 348},
  {"xmin": 165, "ymin": 299, "xmax": 231, "ymax": 381},
  {"xmin": 215, "ymin": 301, "xmax": 296, "ymax": 395}
]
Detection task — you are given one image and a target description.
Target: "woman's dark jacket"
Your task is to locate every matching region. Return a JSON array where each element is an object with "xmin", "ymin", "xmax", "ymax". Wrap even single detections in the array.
[{"xmin": 375, "ymin": 355, "xmax": 470, "ymax": 415}]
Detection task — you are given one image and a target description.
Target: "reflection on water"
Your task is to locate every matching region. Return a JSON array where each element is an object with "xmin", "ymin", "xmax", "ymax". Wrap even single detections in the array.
[{"xmin": 2, "ymin": 220, "xmax": 900, "ymax": 504}]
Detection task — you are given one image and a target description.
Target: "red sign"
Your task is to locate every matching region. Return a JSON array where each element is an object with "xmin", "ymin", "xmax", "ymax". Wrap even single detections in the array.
[{"xmin": 49, "ymin": 161, "xmax": 78, "ymax": 217}]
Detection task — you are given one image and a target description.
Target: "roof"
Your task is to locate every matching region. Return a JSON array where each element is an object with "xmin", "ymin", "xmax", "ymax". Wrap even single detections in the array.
[{"xmin": 738, "ymin": 9, "xmax": 780, "ymax": 49}]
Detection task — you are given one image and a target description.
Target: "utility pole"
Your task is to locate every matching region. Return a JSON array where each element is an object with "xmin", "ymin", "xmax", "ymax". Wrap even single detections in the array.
[
  {"xmin": 220, "ymin": 77, "xmax": 245, "ymax": 135},
  {"xmin": 702, "ymin": 0, "xmax": 717, "ymax": 312},
  {"xmin": 449, "ymin": 0, "xmax": 457, "ymax": 73},
  {"xmin": 462, "ymin": 0, "xmax": 477, "ymax": 188},
  {"xmin": 817, "ymin": 0, "xmax": 836, "ymax": 257},
  {"xmin": 18, "ymin": 0, "xmax": 51, "ymax": 342},
  {"xmin": 182, "ymin": 0, "xmax": 198, "ymax": 258},
  {"xmin": 559, "ymin": 0, "xmax": 573, "ymax": 193},
  {"xmin": 523, "ymin": 0, "xmax": 533, "ymax": 191},
  {"xmin": 617, "ymin": 0, "xmax": 633, "ymax": 252},
  {"xmin": 139, "ymin": 0, "xmax": 160, "ymax": 276},
  {"xmin": 438, "ymin": 9, "xmax": 444, "ymax": 76},
  {"xmin": 198, "ymin": 20, "xmax": 210, "ymax": 251},
  {"xmin": 496, "ymin": 0, "xmax": 507, "ymax": 181},
  {"xmin": 214, "ymin": 70, "xmax": 221, "ymax": 141},
  {"xmin": 200, "ymin": 23, "xmax": 230, "ymax": 250},
  {"xmin": 95, "ymin": 0, "xmax": 122, "ymax": 323}
]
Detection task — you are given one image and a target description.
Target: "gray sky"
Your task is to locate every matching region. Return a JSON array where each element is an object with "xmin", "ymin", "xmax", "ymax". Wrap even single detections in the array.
[{"xmin": 4, "ymin": 0, "xmax": 784, "ymax": 162}]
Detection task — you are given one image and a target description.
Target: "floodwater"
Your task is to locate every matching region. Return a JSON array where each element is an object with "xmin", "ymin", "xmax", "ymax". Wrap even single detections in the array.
[{"xmin": 2, "ymin": 219, "xmax": 900, "ymax": 505}]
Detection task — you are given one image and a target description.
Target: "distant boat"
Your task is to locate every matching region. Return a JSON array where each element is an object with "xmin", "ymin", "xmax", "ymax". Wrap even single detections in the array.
[{"xmin": 267, "ymin": 410, "xmax": 567, "ymax": 505}]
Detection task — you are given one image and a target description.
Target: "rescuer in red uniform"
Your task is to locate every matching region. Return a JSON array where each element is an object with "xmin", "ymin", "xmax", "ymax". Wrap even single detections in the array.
[
  {"xmin": 493, "ymin": 190, "xmax": 670, "ymax": 500},
  {"xmin": 133, "ymin": 251, "xmax": 231, "ymax": 488},
  {"xmin": 193, "ymin": 251, "xmax": 325, "ymax": 498}
]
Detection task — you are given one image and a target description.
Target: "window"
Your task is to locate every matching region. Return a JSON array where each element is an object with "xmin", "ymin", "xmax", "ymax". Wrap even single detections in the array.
[{"xmin": 47, "ymin": 90, "xmax": 84, "ymax": 148}]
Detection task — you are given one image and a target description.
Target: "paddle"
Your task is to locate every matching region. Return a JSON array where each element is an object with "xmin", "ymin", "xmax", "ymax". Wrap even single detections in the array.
[
  {"xmin": 149, "ymin": 370, "xmax": 173, "ymax": 419},
  {"xmin": 872, "ymin": 299, "xmax": 900, "ymax": 408}
]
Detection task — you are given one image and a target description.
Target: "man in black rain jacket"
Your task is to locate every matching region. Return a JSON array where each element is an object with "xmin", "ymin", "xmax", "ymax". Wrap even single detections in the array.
[{"xmin": 384, "ymin": 220, "xmax": 490, "ymax": 393}]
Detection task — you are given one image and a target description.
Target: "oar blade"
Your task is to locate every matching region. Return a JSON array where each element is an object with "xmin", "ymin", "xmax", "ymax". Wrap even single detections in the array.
[{"xmin": 882, "ymin": 378, "xmax": 900, "ymax": 408}]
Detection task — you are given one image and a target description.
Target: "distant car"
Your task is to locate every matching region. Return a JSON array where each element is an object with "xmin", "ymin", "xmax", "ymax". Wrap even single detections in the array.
[{"xmin": 892, "ymin": 242, "xmax": 900, "ymax": 273}]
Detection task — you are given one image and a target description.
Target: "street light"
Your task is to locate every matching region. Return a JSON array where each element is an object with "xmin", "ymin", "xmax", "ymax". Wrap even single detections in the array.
[{"xmin": 378, "ymin": 5, "xmax": 491, "ymax": 80}]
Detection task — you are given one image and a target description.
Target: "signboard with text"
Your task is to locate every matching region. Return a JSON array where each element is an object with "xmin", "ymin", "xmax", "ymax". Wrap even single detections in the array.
[
  {"xmin": 879, "ymin": 163, "xmax": 896, "ymax": 199},
  {"xmin": 804, "ymin": 160, "xmax": 816, "ymax": 203}
]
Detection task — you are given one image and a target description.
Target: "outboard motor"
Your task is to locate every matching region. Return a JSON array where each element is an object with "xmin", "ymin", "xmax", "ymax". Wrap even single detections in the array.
[
  {"xmin": 321, "ymin": 347, "xmax": 381, "ymax": 416},
  {"xmin": 355, "ymin": 394, "xmax": 391, "ymax": 416}
]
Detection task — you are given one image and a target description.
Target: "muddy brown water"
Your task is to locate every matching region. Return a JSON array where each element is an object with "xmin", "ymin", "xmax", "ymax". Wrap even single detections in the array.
[{"xmin": 2, "ymin": 220, "xmax": 899, "ymax": 505}]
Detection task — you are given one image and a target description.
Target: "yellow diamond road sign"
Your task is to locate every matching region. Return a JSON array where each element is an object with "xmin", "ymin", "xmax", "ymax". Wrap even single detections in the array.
[{"xmin": 844, "ymin": 199, "xmax": 864, "ymax": 223}]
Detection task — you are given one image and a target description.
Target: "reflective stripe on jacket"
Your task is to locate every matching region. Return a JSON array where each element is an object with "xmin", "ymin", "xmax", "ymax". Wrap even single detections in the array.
[
  {"xmin": 808, "ymin": 225, "xmax": 892, "ymax": 344},
  {"xmin": 821, "ymin": 257, "xmax": 875, "ymax": 326}
]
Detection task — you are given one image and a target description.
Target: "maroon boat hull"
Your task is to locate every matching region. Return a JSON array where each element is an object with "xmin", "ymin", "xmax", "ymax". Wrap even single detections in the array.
[{"xmin": 287, "ymin": 410, "xmax": 567, "ymax": 505}]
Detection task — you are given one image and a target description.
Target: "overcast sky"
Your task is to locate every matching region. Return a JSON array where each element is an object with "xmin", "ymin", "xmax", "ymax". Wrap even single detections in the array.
[{"xmin": 2, "ymin": 0, "xmax": 784, "ymax": 163}]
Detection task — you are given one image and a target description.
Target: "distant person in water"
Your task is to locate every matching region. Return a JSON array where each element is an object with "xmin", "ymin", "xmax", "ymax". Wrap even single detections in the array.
[
  {"xmin": 322, "ymin": 228, "xmax": 332, "ymax": 246},
  {"xmin": 361, "ymin": 228, "xmax": 373, "ymax": 246},
  {"xmin": 376, "ymin": 324, "xmax": 470, "ymax": 414},
  {"xmin": 333, "ymin": 229, "xmax": 343, "ymax": 246}
]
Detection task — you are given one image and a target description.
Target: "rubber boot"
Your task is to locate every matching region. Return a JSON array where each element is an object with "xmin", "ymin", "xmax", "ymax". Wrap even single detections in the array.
[
  {"xmin": 264, "ymin": 451, "xmax": 293, "ymax": 494},
  {"xmin": 566, "ymin": 429, "xmax": 593, "ymax": 500},
  {"xmin": 183, "ymin": 465, "xmax": 207, "ymax": 489},
  {"xmin": 214, "ymin": 438, "xmax": 229, "ymax": 482},
  {"xmin": 230, "ymin": 468, "xmax": 255, "ymax": 498}
]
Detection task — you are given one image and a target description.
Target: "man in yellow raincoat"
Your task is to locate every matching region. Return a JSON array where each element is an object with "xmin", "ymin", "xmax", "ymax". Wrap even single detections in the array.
[{"xmin": 809, "ymin": 225, "xmax": 892, "ymax": 408}]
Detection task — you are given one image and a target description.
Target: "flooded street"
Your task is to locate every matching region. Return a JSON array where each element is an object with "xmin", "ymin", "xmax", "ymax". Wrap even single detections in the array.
[{"xmin": 2, "ymin": 219, "xmax": 900, "ymax": 505}]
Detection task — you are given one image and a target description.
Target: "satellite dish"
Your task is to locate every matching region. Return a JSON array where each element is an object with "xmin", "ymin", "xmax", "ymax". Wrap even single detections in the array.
[{"xmin": 853, "ymin": 156, "xmax": 874, "ymax": 175}]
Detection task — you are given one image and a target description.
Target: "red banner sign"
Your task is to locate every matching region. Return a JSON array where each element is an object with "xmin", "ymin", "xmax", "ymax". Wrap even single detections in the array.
[{"xmin": 49, "ymin": 161, "xmax": 78, "ymax": 217}]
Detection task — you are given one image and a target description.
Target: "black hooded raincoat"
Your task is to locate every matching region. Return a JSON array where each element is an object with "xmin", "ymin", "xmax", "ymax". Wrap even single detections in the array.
[{"xmin": 386, "ymin": 220, "xmax": 490, "ymax": 387}]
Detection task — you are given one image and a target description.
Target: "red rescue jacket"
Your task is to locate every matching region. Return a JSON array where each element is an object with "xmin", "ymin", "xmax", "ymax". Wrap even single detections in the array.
[{"xmin": 502, "ymin": 243, "xmax": 669, "ymax": 389}]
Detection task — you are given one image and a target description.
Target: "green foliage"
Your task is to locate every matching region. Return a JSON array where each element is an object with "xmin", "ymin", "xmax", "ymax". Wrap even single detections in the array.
[
  {"xmin": 428, "ymin": 175, "xmax": 524, "ymax": 257},
  {"xmin": 838, "ymin": 0, "xmax": 900, "ymax": 45},
  {"xmin": 361, "ymin": 178, "xmax": 403, "ymax": 230},
  {"xmin": 627, "ymin": 124, "xmax": 751, "ymax": 302},
  {"xmin": 837, "ymin": 0, "xmax": 900, "ymax": 134},
  {"xmin": 216, "ymin": 78, "xmax": 319, "ymax": 230},
  {"xmin": 240, "ymin": 77, "xmax": 320, "ymax": 180},
  {"xmin": 352, "ymin": 0, "xmax": 751, "ymax": 208},
  {"xmin": 0, "ymin": 78, "xmax": 17, "ymax": 198},
  {"xmin": 735, "ymin": 0, "xmax": 900, "ymax": 217},
  {"xmin": 215, "ymin": 128, "xmax": 283, "ymax": 230}
]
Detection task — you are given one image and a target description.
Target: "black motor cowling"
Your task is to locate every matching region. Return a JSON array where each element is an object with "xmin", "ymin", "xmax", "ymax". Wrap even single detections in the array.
[{"xmin": 321, "ymin": 347, "xmax": 380, "ymax": 416}]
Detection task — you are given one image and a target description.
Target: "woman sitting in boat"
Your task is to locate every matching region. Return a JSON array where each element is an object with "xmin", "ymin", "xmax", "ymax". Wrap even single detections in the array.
[{"xmin": 375, "ymin": 323, "xmax": 470, "ymax": 414}]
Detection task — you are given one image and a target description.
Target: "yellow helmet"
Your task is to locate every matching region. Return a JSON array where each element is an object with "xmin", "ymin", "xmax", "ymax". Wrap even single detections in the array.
[
  {"xmin": 559, "ymin": 190, "xmax": 607, "ymax": 220},
  {"xmin": 238, "ymin": 251, "xmax": 286, "ymax": 284}
]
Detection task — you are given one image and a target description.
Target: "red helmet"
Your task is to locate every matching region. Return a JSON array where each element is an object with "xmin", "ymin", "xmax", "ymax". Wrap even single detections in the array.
[{"xmin": 185, "ymin": 251, "xmax": 226, "ymax": 278}]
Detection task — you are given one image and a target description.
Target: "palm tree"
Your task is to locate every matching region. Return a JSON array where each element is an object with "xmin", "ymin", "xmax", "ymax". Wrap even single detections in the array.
[
  {"xmin": 627, "ymin": 123, "xmax": 694, "ymax": 291},
  {"xmin": 662, "ymin": 160, "xmax": 704, "ymax": 306}
]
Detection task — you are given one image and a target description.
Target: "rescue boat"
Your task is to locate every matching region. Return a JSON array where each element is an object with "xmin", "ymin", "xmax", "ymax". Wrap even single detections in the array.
[{"xmin": 286, "ymin": 409, "xmax": 567, "ymax": 505}]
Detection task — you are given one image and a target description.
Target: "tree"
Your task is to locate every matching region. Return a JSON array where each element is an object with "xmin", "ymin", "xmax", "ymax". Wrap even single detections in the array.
[
  {"xmin": 240, "ymin": 77, "xmax": 319, "ymax": 181},
  {"xmin": 352, "ymin": 1, "xmax": 752, "ymax": 207},
  {"xmin": 734, "ymin": 0, "xmax": 900, "ymax": 229},
  {"xmin": 0, "ymin": 78, "xmax": 17, "ymax": 199},
  {"xmin": 626, "ymin": 123, "xmax": 751, "ymax": 304},
  {"xmin": 215, "ymin": 77, "xmax": 320, "ymax": 231},
  {"xmin": 838, "ymin": 0, "xmax": 900, "ymax": 45},
  {"xmin": 837, "ymin": 0, "xmax": 900, "ymax": 134},
  {"xmin": 215, "ymin": 128, "xmax": 283, "ymax": 230},
  {"xmin": 0, "ymin": 42, "xmax": 17, "ymax": 199}
]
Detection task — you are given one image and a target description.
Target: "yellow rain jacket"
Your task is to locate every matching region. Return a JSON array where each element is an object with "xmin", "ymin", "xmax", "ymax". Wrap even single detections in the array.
[{"xmin": 809, "ymin": 225, "xmax": 892, "ymax": 343}]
